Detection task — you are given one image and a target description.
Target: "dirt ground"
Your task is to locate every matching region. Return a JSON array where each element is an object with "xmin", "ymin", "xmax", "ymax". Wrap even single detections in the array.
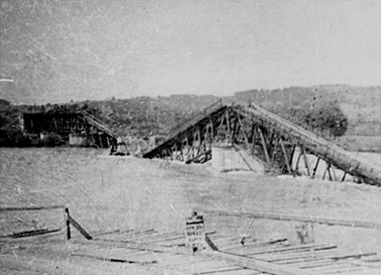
[{"xmin": 1, "ymin": 148, "xmax": 381, "ymax": 274}]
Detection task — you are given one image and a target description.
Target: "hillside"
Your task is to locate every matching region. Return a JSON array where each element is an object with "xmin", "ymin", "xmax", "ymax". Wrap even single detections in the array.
[
  {"xmin": 231, "ymin": 85, "xmax": 381, "ymax": 136},
  {"xmin": 83, "ymin": 84, "xmax": 381, "ymax": 138},
  {"xmin": 1, "ymin": 84, "xmax": 381, "ymax": 146}
]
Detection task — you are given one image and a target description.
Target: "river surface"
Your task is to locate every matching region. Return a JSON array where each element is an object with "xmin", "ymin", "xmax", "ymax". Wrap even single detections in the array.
[{"xmin": 1, "ymin": 148, "xmax": 381, "ymax": 252}]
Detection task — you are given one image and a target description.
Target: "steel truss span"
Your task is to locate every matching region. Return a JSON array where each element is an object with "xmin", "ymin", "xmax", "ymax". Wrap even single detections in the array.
[{"xmin": 143, "ymin": 101, "xmax": 381, "ymax": 186}]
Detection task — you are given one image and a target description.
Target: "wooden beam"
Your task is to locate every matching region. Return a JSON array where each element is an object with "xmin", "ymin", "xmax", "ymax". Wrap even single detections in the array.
[
  {"xmin": 200, "ymin": 209, "xmax": 381, "ymax": 230},
  {"xmin": 203, "ymin": 250, "xmax": 322, "ymax": 275},
  {"xmin": 65, "ymin": 207, "xmax": 71, "ymax": 240},
  {"xmin": 7, "ymin": 228, "xmax": 61, "ymax": 238},
  {"xmin": 89, "ymin": 238, "xmax": 191, "ymax": 254},
  {"xmin": 0, "ymin": 205, "xmax": 64, "ymax": 211},
  {"xmin": 205, "ymin": 235, "xmax": 219, "ymax": 251},
  {"xmin": 67, "ymin": 214, "xmax": 92, "ymax": 240},
  {"xmin": 72, "ymin": 253, "xmax": 157, "ymax": 264},
  {"xmin": 243, "ymin": 243, "xmax": 336, "ymax": 256}
]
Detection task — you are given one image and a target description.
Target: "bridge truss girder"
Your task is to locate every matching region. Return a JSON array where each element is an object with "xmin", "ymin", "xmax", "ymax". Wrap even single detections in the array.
[
  {"xmin": 232, "ymin": 109, "xmax": 352, "ymax": 182},
  {"xmin": 21, "ymin": 112, "xmax": 117, "ymax": 148},
  {"xmin": 143, "ymin": 103, "xmax": 381, "ymax": 186},
  {"xmin": 234, "ymin": 105, "xmax": 381, "ymax": 185}
]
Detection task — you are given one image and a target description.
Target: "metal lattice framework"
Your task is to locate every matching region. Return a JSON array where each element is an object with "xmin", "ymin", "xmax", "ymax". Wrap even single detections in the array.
[
  {"xmin": 143, "ymin": 101, "xmax": 381, "ymax": 186},
  {"xmin": 20, "ymin": 110, "xmax": 117, "ymax": 148}
]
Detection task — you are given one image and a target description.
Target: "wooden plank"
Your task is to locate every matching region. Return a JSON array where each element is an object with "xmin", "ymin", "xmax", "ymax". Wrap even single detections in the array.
[
  {"xmin": 208, "ymin": 268, "xmax": 264, "ymax": 275},
  {"xmin": 254, "ymin": 248, "xmax": 340, "ymax": 262},
  {"xmin": 91, "ymin": 238, "xmax": 191, "ymax": 254},
  {"xmin": 272, "ymin": 251, "xmax": 377, "ymax": 265},
  {"xmin": 306, "ymin": 262, "xmax": 362, "ymax": 272},
  {"xmin": 72, "ymin": 253, "xmax": 157, "ymax": 264},
  {"xmin": 67, "ymin": 214, "xmax": 92, "ymax": 240},
  {"xmin": 203, "ymin": 250, "xmax": 323, "ymax": 275},
  {"xmin": 205, "ymin": 235, "xmax": 219, "ymax": 251},
  {"xmin": 199, "ymin": 266, "xmax": 248, "ymax": 274},
  {"xmin": 123, "ymin": 229, "xmax": 159, "ymax": 240},
  {"xmin": 178, "ymin": 260, "xmax": 239, "ymax": 274},
  {"xmin": 222, "ymin": 239, "xmax": 288, "ymax": 254},
  {"xmin": 142, "ymin": 232, "xmax": 185, "ymax": 244},
  {"xmin": 92, "ymin": 229, "xmax": 123, "ymax": 237},
  {"xmin": 105, "ymin": 229, "xmax": 155, "ymax": 240},
  {"xmin": 159, "ymin": 254, "xmax": 212, "ymax": 267},
  {"xmin": 212, "ymin": 234, "xmax": 257, "ymax": 249},
  {"xmin": 65, "ymin": 207, "xmax": 71, "ymax": 240},
  {"xmin": 288, "ymin": 259, "xmax": 336, "ymax": 269},
  {"xmin": 0, "ymin": 205, "xmax": 64, "ymax": 211},
  {"xmin": 242, "ymin": 244, "xmax": 336, "ymax": 257},
  {"xmin": 201, "ymin": 209, "xmax": 381, "ymax": 230},
  {"xmin": 1, "ymin": 228, "xmax": 61, "ymax": 238},
  {"xmin": 342, "ymin": 268, "xmax": 381, "ymax": 275},
  {"xmin": 171, "ymin": 259, "xmax": 224, "ymax": 273}
]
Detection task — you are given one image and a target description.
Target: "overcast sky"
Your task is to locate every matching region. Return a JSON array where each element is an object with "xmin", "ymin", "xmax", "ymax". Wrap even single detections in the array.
[{"xmin": 1, "ymin": 0, "xmax": 381, "ymax": 103}]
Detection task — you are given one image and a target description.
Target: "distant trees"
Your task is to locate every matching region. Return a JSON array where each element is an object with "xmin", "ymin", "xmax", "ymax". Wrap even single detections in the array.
[
  {"xmin": 265, "ymin": 101, "xmax": 348, "ymax": 138},
  {"xmin": 304, "ymin": 103, "xmax": 348, "ymax": 137},
  {"xmin": 0, "ymin": 99, "xmax": 11, "ymax": 108}
]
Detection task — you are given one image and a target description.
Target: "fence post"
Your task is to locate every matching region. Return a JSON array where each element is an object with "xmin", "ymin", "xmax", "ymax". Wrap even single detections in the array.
[{"xmin": 65, "ymin": 207, "xmax": 71, "ymax": 240}]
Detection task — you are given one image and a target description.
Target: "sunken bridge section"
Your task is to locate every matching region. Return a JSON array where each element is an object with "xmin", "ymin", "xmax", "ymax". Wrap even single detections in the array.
[
  {"xmin": 20, "ymin": 110, "xmax": 117, "ymax": 148},
  {"xmin": 143, "ymin": 100, "xmax": 381, "ymax": 186}
]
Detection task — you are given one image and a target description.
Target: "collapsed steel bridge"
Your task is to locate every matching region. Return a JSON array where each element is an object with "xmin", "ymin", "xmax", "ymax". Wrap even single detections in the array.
[
  {"xmin": 20, "ymin": 110, "xmax": 118, "ymax": 148},
  {"xmin": 143, "ymin": 100, "xmax": 381, "ymax": 186}
]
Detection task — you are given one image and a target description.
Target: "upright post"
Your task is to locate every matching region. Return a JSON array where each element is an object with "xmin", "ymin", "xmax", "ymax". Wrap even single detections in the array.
[
  {"xmin": 258, "ymin": 128, "xmax": 271, "ymax": 164},
  {"xmin": 280, "ymin": 139, "xmax": 292, "ymax": 174},
  {"xmin": 65, "ymin": 207, "xmax": 71, "ymax": 240}
]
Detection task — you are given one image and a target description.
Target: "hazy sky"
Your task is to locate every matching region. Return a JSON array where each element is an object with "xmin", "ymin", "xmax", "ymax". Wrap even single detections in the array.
[{"xmin": 1, "ymin": 0, "xmax": 381, "ymax": 103}]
